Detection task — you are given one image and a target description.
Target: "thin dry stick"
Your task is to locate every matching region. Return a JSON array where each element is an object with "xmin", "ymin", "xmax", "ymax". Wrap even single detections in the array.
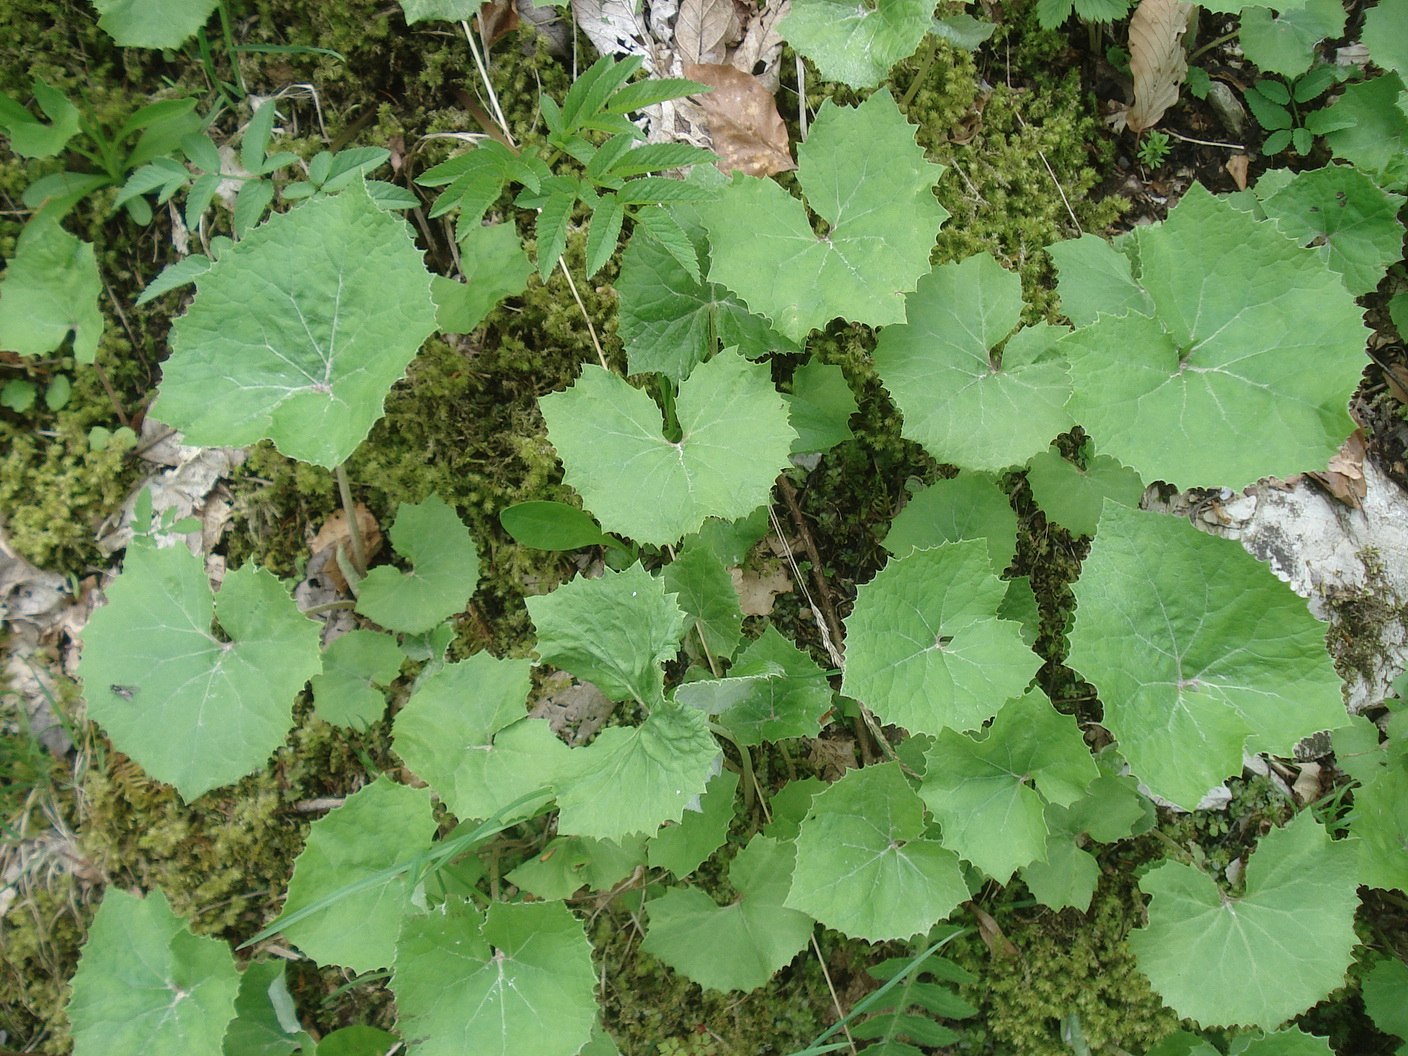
[
  {"xmin": 765, "ymin": 503, "xmax": 842, "ymax": 669},
  {"xmin": 460, "ymin": 19, "xmax": 515, "ymax": 144},
  {"xmin": 1164, "ymin": 128, "xmax": 1244, "ymax": 150},
  {"xmin": 559, "ymin": 258, "xmax": 609, "ymax": 370},
  {"xmin": 775, "ymin": 475, "xmax": 845, "ymax": 654},
  {"xmin": 810, "ymin": 933, "xmax": 858, "ymax": 1055}
]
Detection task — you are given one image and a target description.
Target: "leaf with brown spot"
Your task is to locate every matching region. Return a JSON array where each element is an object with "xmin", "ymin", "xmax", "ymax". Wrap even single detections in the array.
[
  {"xmin": 1127, "ymin": 0, "xmax": 1192, "ymax": 134},
  {"xmin": 684, "ymin": 62, "xmax": 795, "ymax": 177}
]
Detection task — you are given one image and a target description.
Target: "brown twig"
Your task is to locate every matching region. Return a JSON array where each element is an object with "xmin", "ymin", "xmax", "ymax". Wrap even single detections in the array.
[{"xmin": 774, "ymin": 474, "xmax": 844, "ymax": 652}]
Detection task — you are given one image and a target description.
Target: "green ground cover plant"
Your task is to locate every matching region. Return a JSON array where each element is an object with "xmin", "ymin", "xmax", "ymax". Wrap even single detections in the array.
[{"xmin": 4, "ymin": 0, "xmax": 1408, "ymax": 1054}]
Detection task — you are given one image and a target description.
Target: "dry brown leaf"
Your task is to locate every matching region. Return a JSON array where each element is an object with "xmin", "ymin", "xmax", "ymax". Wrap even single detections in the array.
[
  {"xmin": 475, "ymin": 0, "xmax": 519, "ymax": 46},
  {"xmin": 1225, "ymin": 153, "xmax": 1249, "ymax": 191},
  {"xmin": 309, "ymin": 504, "xmax": 384, "ymax": 594},
  {"xmin": 684, "ymin": 62, "xmax": 795, "ymax": 177},
  {"xmin": 1307, "ymin": 429, "xmax": 1368, "ymax": 509},
  {"xmin": 730, "ymin": 564, "xmax": 793, "ymax": 616},
  {"xmin": 1127, "ymin": 0, "xmax": 1193, "ymax": 135},
  {"xmin": 528, "ymin": 670, "xmax": 616, "ymax": 746},
  {"xmin": 964, "ymin": 900, "xmax": 1021, "ymax": 958},
  {"xmin": 675, "ymin": 0, "xmax": 740, "ymax": 65},
  {"xmin": 1382, "ymin": 361, "xmax": 1408, "ymax": 404}
]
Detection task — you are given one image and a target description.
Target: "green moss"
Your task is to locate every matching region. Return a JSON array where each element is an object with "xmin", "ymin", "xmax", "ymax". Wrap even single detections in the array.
[
  {"xmin": 0, "ymin": 880, "xmax": 92, "ymax": 1054},
  {"xmin": 948, "ymin": 880, "xmax": 1180, "ymax": 1055}
]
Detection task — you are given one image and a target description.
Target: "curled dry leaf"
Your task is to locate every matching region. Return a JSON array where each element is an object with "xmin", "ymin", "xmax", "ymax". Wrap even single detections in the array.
[
  {"xmin": 475, "ymin": 0, "xmax": 519, "ymax": 46},
  {"xmin": 309, "ymin": 504, "xmax": 384, "ymax": 594},
  {"xmin": 730, "ymin": 563, "xmax": 793, "ymax": 615},
  {"xmin": 1306, "ymin": 428, "xmax": 1368, "ymax": 509},
  {"xmin": 1225, "ymin": 153, "xmax": 1250, "ymax": 191},
  {"xmin": 1126, "ymin": 0, "xmax": 1193, "ymax": 135},
  {"xmin": 674, "ymin": 0, "xmax": 741, "ymax": 64},
  {"xmin": 684, "ymin": 62, "xmax": 795, "ymax": 176}
]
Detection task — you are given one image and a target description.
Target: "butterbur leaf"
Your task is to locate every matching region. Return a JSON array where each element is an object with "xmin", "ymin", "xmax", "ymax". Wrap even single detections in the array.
[
  {"xmin": 664, "ymin": 543, "xmax": 745, "ymax": 661},
  {"xmin": 1046, "ymin": 232, "xmax": 1152, "ymax": 326},
  {"xmin": 395, "ymin": 0, "xmax": 478, "ymax": 23},
  {"xmin": 1364, "ymin": 2, "xmax": 1408, "ymax": 74},
  {"xmin": 1256, "ymin": 164, "xmax": 1406, "ymax": 296},
  {"xmin": 394, "ymin": 900, "xmax": 596, "ymax": 1056},
  {"xmin": 79, "ymin": 536, "xmax": 321, "ymax": 801},
  {"xmin": 920, "ymin": 690, "xmax": 1098, "ymax": 882},
  {"xmin": 643, "ymin": 835, "xmax": 814, "ymax": 991},
  {"xmin": 526, "ymin": 562, "xmax": 686, "ymax": 706},
  {"xmin": 393, "ymin": 653, "xmax": 569, "ymax": 822},
  {"xmin": 882, "ymin": 472, "xmax": 1019, "ymax": 571},
  {"xmin": 1230, "ymin": 1029, "xmax": 1334, "ymax": 1055},
  {"xmin": 432, "ymin": 223, "xmax": 531, "ymax": 334},
  {"xmin": 786, "ymin": 763, "xmax": 968, "ymax": 941},
  {"xmin": 280, "ymin": 777, "xmax": 437, "ymax": 973},
  {"xmin": 0, "ymin": 217, "xmax": 103, "ymax": 363},
  {"xmin": 842, "ymin": 541, "xmax": 1038, "ymax": 737},
  {"xmin": 698, "ymin": 90, "xmax": 947, "ymax": 342},
  {"xmin": 507, "ymin": 834, "xmax": 647, "ymax": 900},
  {"xmin": 1239, "ymin": 0, "xmax": 1346, "ymax": 78},
  {"xmin": 1363, "ymin": 956, "xmax": 1408, "ymax": 1046},
  {"xmin": 675, "ymin": 625, "xmax": 830, "ymax": 745},
  {"xmin": 617, "ymin": 183, "xmax": 800, "ymax": 382},
  {"xmin": 874, "ymin": 252, "xmax": 1072, "ymax": 472},
  {"xmin": 0, "ymin": 79, "xmax": 80, "ymax": 157},
  {"xmin": 1059, "ymin": 183, "xmax": 1368, "ymax": 488},
  {"xmin": 1036, "ymin": 0, "xmax": 1131, "ymax": 29},
  {"xmin": 68, "ymin": 888, "xmax": 240, "ymax": 1056},
  {"xmin": 1130, "ymin": 811, "xmax": 1358, "ymax": 1028},
  {"xmin": 222, "ymin": 959, "xmax": 310, "ymax": 1056},
  {"xmin": 1068, "ymin": 503, "xmax": 1344, "ymax": 811},
  {"xmin": 356, "ymin": 495, "xmax": 480, "ymax": 635},
  {"xmin": 779, "ymin": 0, "xmax": 932, "ymax": 90},
  {"xmin": 90, "ymin": 0, "xmax": 220, "ymax": 47},
  {"xmin": 785, "ymin": 359, "xmax": 857, "ymax": 455},
  {"xmin": 1025, "ymin": 445, "xmax": 1144, "ymax": 537},
  {"xmin": 1321, "ymin": 74, "xmax": 1408, "ymax": 190},
  {"xmin": 647, "ymin": 768, "xmax": 739, "ymax": 876},
  {"xmin": 154, "ymin": 183, "xmax": 435, "ymax": 466},
  {"xmin": 315, "ymin": 1026, "xmax": 399, "ymax": 1056},
  {"xmin": 310, "ymin": 629, "xmax": 404, "ymax": 728},
  {"xmin": 539, "ymin": 351, "xmax": 796, "ymax": 546},
  {"xmin": 553, "ymin": 701, "xmax": 720, "ymax": 840},
  {"xmin": 1348, "ymin": 734, "xmax": 1408, "ymax": 893},
  {"xmin": 500, "ymin": 500, "xmax": 621, "ymax": 551}
]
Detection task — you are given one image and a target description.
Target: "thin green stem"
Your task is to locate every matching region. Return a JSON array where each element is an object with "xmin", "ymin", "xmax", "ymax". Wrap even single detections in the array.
[
  {"xmin": 1188, "ymin": 29, "xmax": 1240, "ymax": 65},
  {"xmin": 900, "ymin": 37, "xmax": 938, "ymax": 110},
  {"xmin": 217, "ymin": 0, "xmax": 249, "ymax": 97},
  {"xmin": 708, "ymin": 722, "xmax": 757, "ymax": 817},
  {"xmin": 334, "ymin": 463, "xmax": 367, "ymax": 576}
]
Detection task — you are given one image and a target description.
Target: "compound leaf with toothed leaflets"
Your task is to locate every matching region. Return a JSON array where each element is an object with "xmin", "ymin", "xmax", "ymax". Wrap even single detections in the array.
[
  {"xmin": 526, "ymin": 562, "xmax": 686, "ymax": 706},
  {"xmin": 778, "ymin": 0, "xmax": 932, "ymax": 89},
  {"xmin": 643, "ymin": 835, "xmax": 815, "ymax": 992},
  {"xmin": 1129, "ymin": 811, "xmax": 1358, "ymax": 1029},
  {"xmin": 78, "ymin": 535, "xmax": 322, "ymax": 801},
  {"xmin": 355, "ymin": 495, "xmax": 480, "ymax": 635},
  {"xmin": 873, "ymin": 252, "xmax": 1072, "ymax": 472},
  {"xmin": 785, "ymin": 763, "xmax": 969, "ymax": 941},
  {"xmin": 1058, "ymin": 184, "xmax": 1367, "ymax": 488},
  {"xmin": 698, "ymin": 91, "xmax": 947, "ymax": 342},
  {"xmin": 842, "ymin": 540, "xmax": 1038, "ymax": 737},
  {"xmin": 1067, "ymin": 503, "xmax": 1345, "ymax": 812},
  {"xmin": 553, "ymin": 701, "xmax": 720, "ymax": 841},
  {"xmin": 280, "ymin": 777, "xmax": 437, "ymax": 974},
  {"xmin": 539, "ymin": 350, "xmax": 796, "ymax": 546},
  {"xmin": 68, "ymin": 887, "xmax": 240, "ymax": 1056},
  {"xmin": 393, "ymin": 652, "xmax": 570, "ymax": 823},
  {"xmin": 153, "ymin": 182, "xmax": 437, "ymax": 468},
  {"xmin": 394, "ymin": 900, "xmax": 597, "ymax": 1056},
  {"xmin": 919, "ymin": 690, "xmax": 1098, "ymax": 882}
]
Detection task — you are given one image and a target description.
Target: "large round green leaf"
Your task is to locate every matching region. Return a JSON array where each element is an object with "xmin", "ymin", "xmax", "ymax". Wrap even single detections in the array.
[
  {"xmin": 1059, "ymin": 183, "xmax": 1368, "ymax": 488},
  {"xmin": 1130, "ymin": 811, "xmax": 1358, "ymax": 1029},
  {"xmin": 154, "ymin": 182, "xmax": 436, "ymax": 468},
  {"xmin": 1067, "ymin": 503, "xmax": 1345, "ymax": 810},
  {"xmin": 779, "ymin": 0, "xmax": 933, "ymax": 90},
  {"xmin": 842, "ymin": 540, "xmax": 1038, "ymax": 736},
  {"xmin": 78, "ymin": 537, "xmax": 322, "ymax": 801},
  {"xmin": 394, "ymin": 900, "xmax": 597, "ymax": 1056}
]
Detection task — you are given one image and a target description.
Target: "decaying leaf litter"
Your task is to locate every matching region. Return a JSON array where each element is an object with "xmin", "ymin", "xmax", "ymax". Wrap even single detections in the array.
[{"xmin": 2, "ymin": 0, "xmax": 1408, "ymax": 1052}]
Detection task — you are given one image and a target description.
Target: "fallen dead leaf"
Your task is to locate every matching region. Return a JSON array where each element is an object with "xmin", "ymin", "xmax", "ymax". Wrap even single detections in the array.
[
  {"xmin": 1225, "ymin": 153, "xmax": 1249, "ymax": 191},
  {"xmin": 309, "ymin": 504, "xmax": 384, "ymax": 594},
  {"xmin": 528, "ymin": 670, "xmax": 616, "ymax": 746},
  {"xmin": 730, "ymin": 563, "xmax": 793, "ymax": 616},
  {"xmin": 1382, "ymin": 361, "xmax": 1408, "ymax": 404},
  {"xmin": 965, "ymin": 900, "xmax": 1021, "ymax": 957},
  {"xmin": 804, "ymin": 733, "xmax": 857, "ymax": 781},
  {"xmin": 675, "ymin": 0, "xmax": 740, "ymax": 65},
  {"xmin": 1306, "ymin": 429, "xmax": 1368, "ymax": 509},
  {"xmin": 1127, "ymin": 0, "xmax": 1193, "ymax": 135},
  {"xmin": 685, "ymin": 62, "xmax": 795, "ymax": 177},
  {"xmin": 475, "ymin": 0, "xmax": 519, "ymax": 46}
]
